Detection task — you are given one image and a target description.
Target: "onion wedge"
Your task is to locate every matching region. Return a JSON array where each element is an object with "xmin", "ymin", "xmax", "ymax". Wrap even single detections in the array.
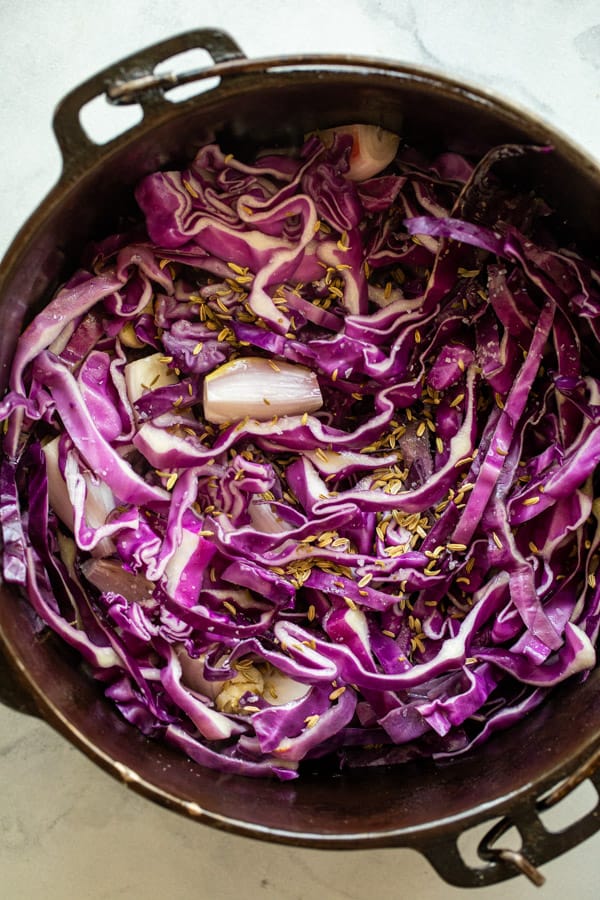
[
  {"xmin": 203, "ymin": 357, "xmax": 323, "ymax": 424},
  {"xmin": 318, "ymin": 123, "xmax": 400, "ymax": 181}
]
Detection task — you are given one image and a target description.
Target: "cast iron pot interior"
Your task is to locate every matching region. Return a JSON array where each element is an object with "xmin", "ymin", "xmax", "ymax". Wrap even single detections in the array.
[{"xmin": 1, "ymin": 30, "xmax": 600, "ymax": 888}]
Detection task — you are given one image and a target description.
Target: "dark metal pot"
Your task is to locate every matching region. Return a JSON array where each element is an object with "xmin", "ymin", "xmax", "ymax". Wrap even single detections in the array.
[{"xmin": 1, "ymin": 28, "xmax": 600, "ymax": 888}]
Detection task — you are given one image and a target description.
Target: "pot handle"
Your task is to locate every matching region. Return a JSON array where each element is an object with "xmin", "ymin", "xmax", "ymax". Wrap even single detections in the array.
[
  {"xmin": 52, "ymin": 28, "xmax": 246, "ymax": 171},
  {"xmin": 0, "ymin": 641, "xmax": 40, "ymax": 717},
  {"xmin": 420, "ymin": 747, "xmax": 600, "ymax": 887}
]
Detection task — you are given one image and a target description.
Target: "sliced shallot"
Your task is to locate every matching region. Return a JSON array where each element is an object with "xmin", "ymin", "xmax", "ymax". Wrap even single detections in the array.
[
  {"xmin": 318, "ymin": 123, "xmax": 400, "ymax": 181},
  {"xmin": 81, "ymin": 558, "xmax": 155, "ymax": 604},
  {"xmin": 203, "ymin": 357, "xmax": 323, "ymax": 424}
]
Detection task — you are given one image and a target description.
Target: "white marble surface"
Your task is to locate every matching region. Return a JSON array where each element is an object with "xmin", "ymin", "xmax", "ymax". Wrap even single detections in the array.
[{"xmin": 1, "ymin": 1, "xmax": 600, "ymax": 897}]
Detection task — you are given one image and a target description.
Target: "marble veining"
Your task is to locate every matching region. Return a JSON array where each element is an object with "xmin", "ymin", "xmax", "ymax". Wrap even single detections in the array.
[{"xmin": 575, "ymin": 24, "xmax": 600, "ymax": 68}]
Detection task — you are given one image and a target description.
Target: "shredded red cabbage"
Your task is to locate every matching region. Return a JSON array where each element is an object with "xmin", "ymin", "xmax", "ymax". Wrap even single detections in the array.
[{"xmin": 2, "ymin": 129, "xmax": 600, "ymax": 780}]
